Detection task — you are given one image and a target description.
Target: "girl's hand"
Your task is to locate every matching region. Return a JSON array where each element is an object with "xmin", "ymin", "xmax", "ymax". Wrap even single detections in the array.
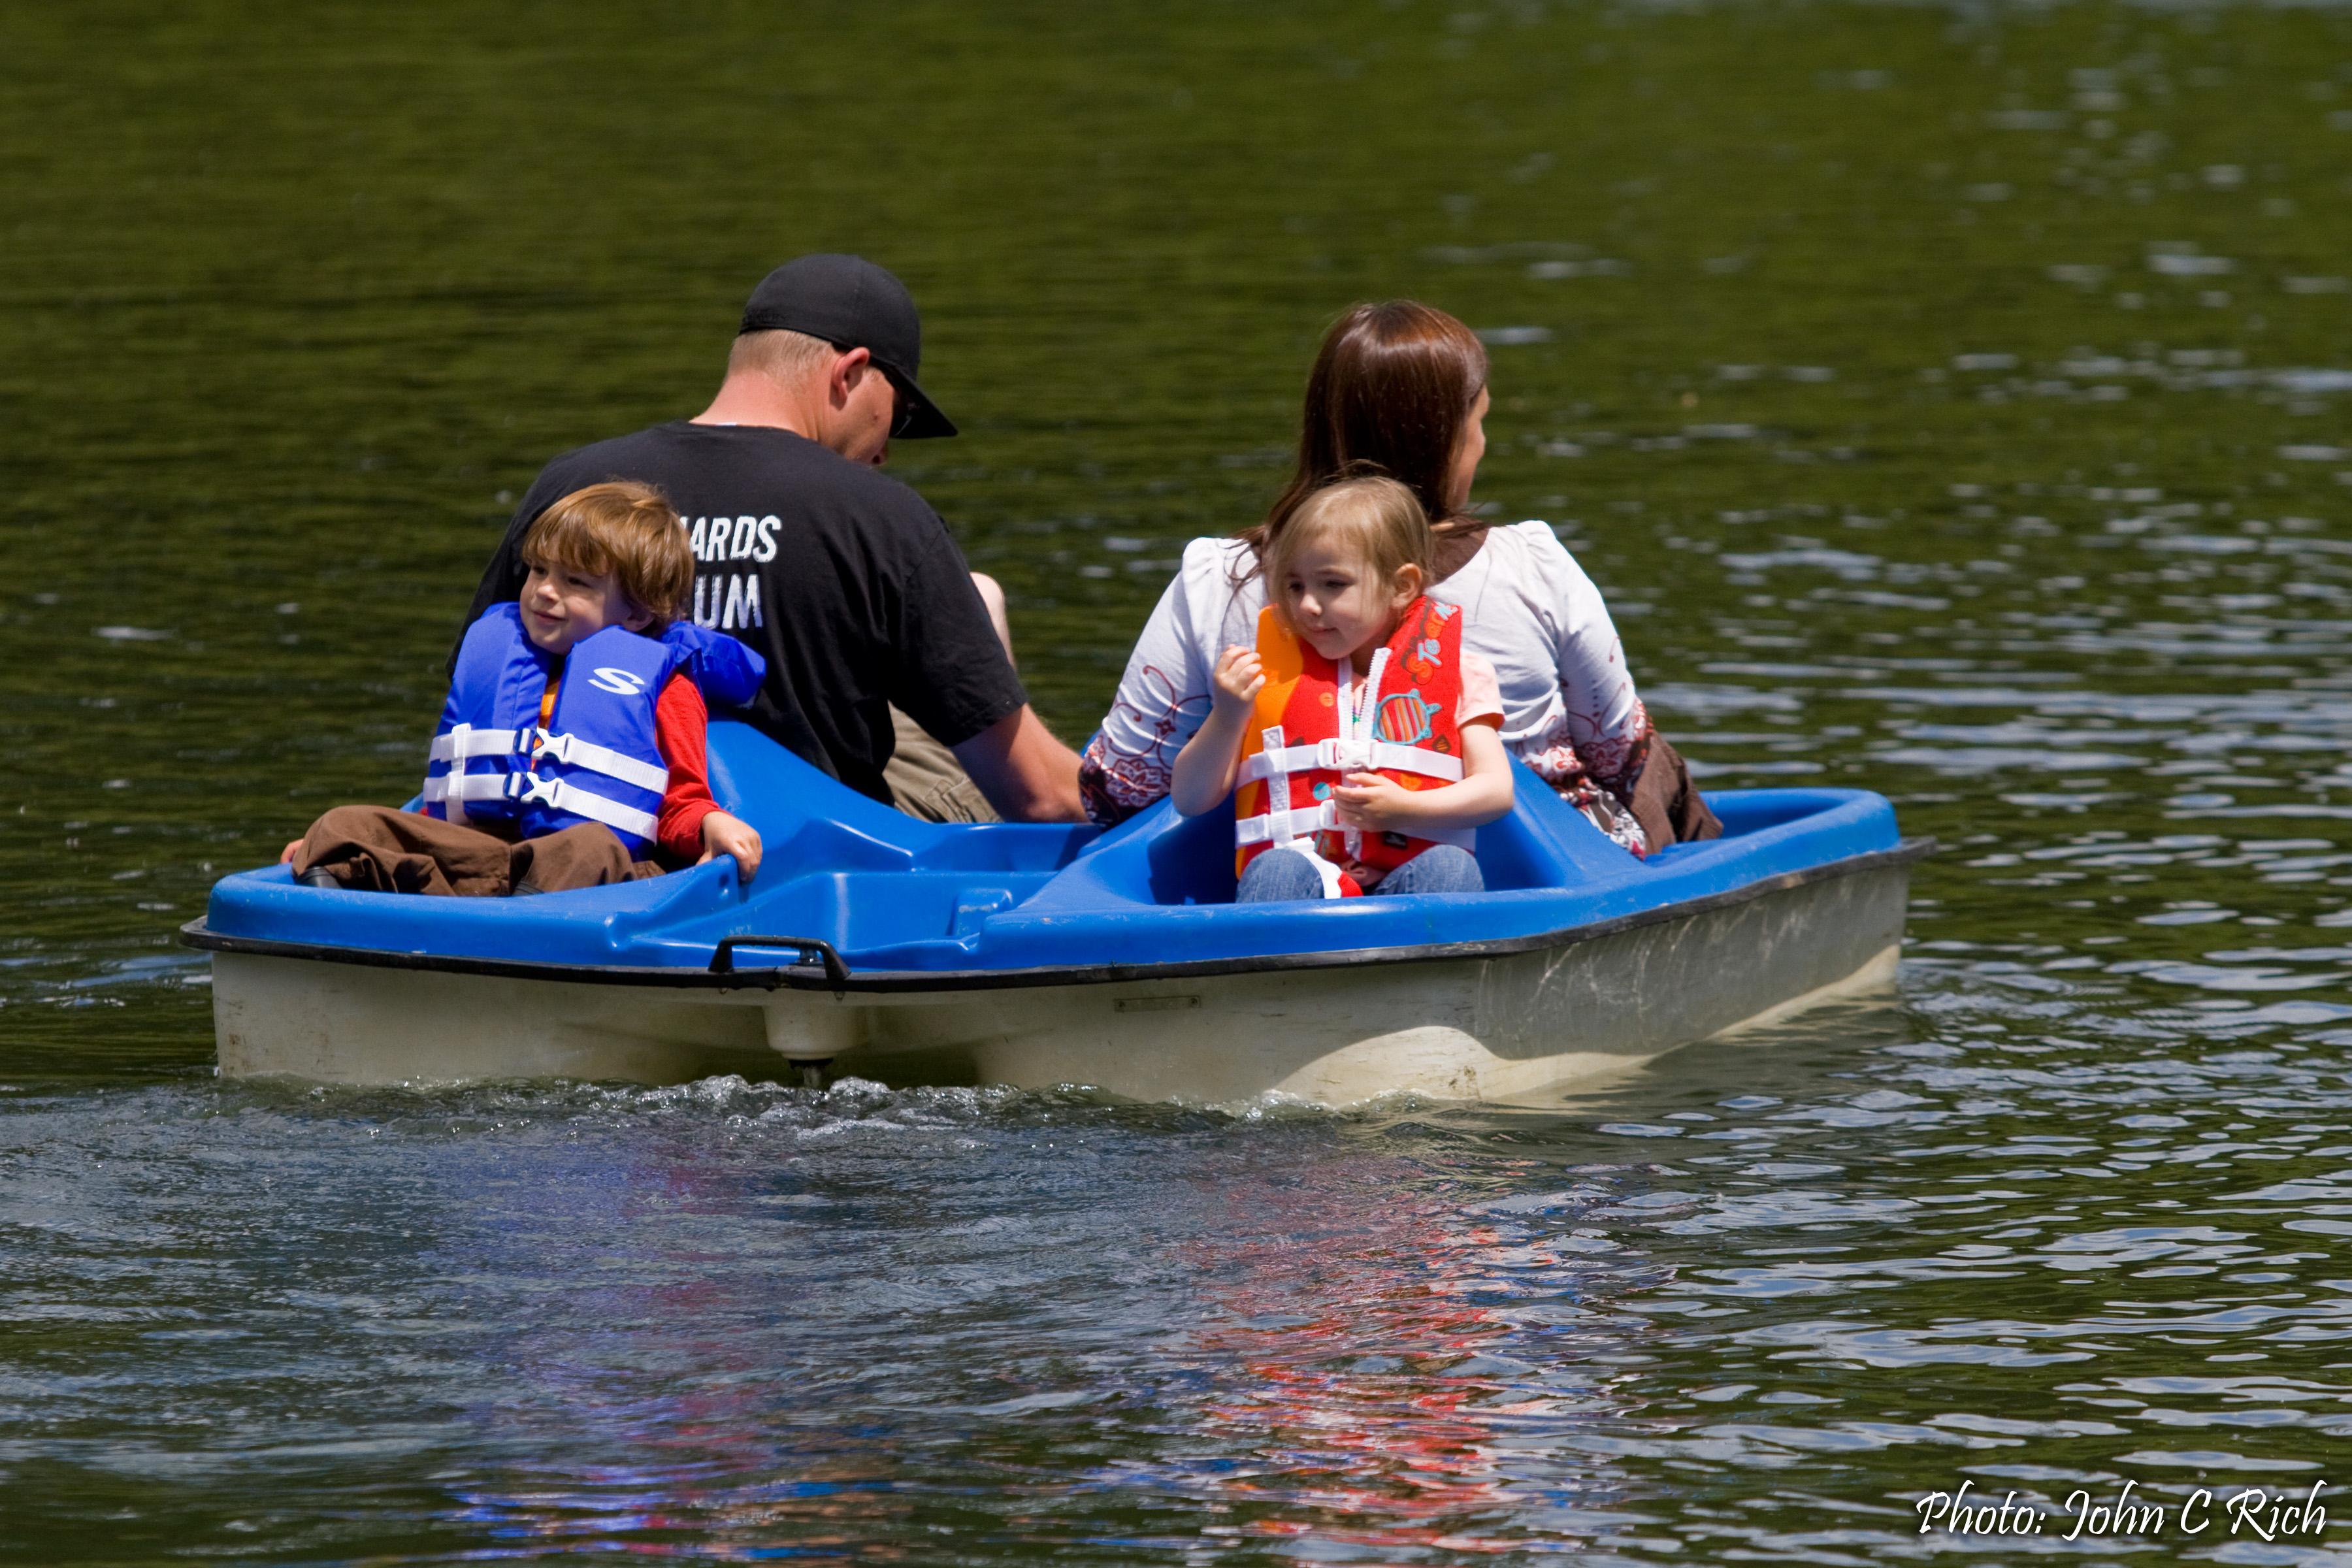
[
  {"xmin": 1331, "ymin": 727, "xmax": 1514, "ymax": 838},
  {"xmin": 1173, "ymin": 649, "xmax": 1266, "ymax": 817},
  {"xmin": 1210, "ymin": 646, "xmax": 1265, "ymax": 714},
  {"xmin": 279, "ymin": 838, "xmax": 304, "ymax": 865},
  {"xmin": 698, "ymin": 811, "xmax": 764, "ymax": 882},
  {"xmin": 1331, "ymin": 771, "xmax": 1414, "ymax": 832}
]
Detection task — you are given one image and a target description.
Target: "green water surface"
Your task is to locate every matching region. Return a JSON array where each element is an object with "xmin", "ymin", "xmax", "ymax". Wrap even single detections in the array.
[{"xmin": 5, "ymin": 3, "xmax": 2352, "ymax": 1562}]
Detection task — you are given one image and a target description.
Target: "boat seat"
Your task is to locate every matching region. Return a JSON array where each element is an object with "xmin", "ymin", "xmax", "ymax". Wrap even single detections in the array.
[{"xmin": 1036, "ymin": 753, "xmax": 1641, "ymax": 909}]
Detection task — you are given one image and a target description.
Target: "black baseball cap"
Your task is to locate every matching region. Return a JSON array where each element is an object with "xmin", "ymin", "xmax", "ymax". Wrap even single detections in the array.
[{"xmin": 737, "ymin": 254, "xmax": 956, "ymax": 440}]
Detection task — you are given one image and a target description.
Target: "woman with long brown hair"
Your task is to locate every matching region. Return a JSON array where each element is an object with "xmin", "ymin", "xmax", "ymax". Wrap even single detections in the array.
[{"xmin": 1083, "ymin": 300, "xmax": 1717, "ymax": 857}]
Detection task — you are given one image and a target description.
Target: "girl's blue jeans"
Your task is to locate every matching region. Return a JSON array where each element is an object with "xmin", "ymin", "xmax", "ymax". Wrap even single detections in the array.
[{"xmin": 1236, "ymin": 844, "xmax": 1484, "ymax": 902}]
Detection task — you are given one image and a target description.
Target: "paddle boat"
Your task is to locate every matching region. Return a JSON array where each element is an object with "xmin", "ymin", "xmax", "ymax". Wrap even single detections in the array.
[{"xmin": 185, "ymin": 722, "xmax": 1928, "ymax": 1107}]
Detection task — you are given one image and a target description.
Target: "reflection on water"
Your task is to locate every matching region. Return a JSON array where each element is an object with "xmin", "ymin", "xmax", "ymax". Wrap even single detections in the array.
[
  {"xmin": 10, "ymin": 1002, "xmax": 2352, "ymax": 1560},
  {"xmin": 6, "ymin": 0, "xmax": 2352, "ymax": 1559}
]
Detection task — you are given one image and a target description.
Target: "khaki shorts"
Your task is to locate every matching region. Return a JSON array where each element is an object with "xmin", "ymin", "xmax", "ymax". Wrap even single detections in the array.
[{"xmin": 883, "ymin": 706, "xmax": 1001, "ymax": 824}]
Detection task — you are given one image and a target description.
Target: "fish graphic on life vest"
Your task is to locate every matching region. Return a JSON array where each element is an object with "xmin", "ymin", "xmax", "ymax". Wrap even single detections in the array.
[{"xmin": 1232, "ymin": 597, "xmax": 1471, "ymax": 898}]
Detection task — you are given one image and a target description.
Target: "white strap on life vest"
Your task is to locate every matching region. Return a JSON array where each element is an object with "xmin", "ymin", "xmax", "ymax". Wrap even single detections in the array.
[
  {"xmin": 423, "ymin": 724, "xmax": 669, "ymax": 828},
  {"xmin": 1235, "ymin": 799, "xmax": 1473, "ymax": 852},
  {"xmin": 527, "ymin": 728, "xmax": 670, "ymax": 794},
  {"xmin": 427, "ymin": 725, "xmax": 666, "ymax": 794},
  {"xmin": 421, "ymin": 772, "xmax": 518, "ymax": 807},
  {"xmin": 1337, "ymin": 649, "xmax": 1384, "ymax": 860},
  {"xmin": 1345, "ymin": 647, "xmax": 1388, "ymax": 742},
  {"xmin": 427, "ymin": 723, "xmax": 528, "ymax": 764},
  {"xmin": 1235, "ymin": 721, "xmax": 1347, "ymax": 898},
  {"xmin": 1296, "ymin": 845, "xmax": 1346, "ymax": 899},
  {"xmin": 421, "ymin": 770, "xmax": 659, "ymax": 843},
  {"xmin": 1238, "ymin": 738, "xmax": 1462, "ymax": 785},
  {"xmin": 510, "ymin": 774, "xmax": 660, "ymax": 842},
  {"xmin": 421, "ymin": 769, "xmax": 514, "ymax": 828},
  {"xmin": 426, "ymin": 722, "xmax": 525, "ymax": 823},
  {"xmin": 1254, "ymin": 723, "xmax": 1294, "ymax": 840},
  {"xmin": 1234, "ymin": 796, "xmax": 1337, "ymax": 847}
]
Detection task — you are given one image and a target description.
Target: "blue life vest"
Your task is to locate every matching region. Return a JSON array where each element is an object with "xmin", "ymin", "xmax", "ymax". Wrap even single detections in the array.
[{"xmin": 421, "ymin": 604, "xmax": 766, "ymax": 857}]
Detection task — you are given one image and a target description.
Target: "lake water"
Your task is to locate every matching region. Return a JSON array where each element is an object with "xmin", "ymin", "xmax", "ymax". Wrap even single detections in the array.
[{"xmin": 6, "ymin": 1, "xmax": 2352, "ymax": 1560}]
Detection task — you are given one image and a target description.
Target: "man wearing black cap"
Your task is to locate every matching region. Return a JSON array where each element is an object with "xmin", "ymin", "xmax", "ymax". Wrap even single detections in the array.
[{"xmin": 456, "ymin": 255, "xmax": 1083, "ymax": 822}]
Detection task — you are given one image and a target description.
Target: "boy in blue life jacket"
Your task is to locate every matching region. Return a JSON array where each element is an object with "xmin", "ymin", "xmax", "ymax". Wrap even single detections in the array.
[{"xmin": 282, "ymin": 482, "xmax": 767, "ymax": 896}]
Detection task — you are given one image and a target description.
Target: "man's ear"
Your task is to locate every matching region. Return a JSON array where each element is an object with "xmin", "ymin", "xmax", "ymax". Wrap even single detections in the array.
[{"xmin": 828, "ymin": 346, "xmax": 874, "ymax": 408}]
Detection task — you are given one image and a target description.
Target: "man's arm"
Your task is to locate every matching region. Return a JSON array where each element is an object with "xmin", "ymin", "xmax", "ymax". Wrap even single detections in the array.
[{"xmin": 951, "ymin": 706, "xmax": 1085, "ymax": 823}]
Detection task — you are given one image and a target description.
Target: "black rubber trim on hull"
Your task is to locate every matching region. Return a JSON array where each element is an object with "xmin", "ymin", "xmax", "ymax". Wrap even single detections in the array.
[{"xmin": 182, "ymin": 838, "xmax": 1933, "ymax": 995}]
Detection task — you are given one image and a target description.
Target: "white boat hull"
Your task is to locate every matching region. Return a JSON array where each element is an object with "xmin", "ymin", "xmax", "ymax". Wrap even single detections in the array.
[{"xmin": 212, "ymin": 855, "xmax": 1912, "ymax": 1108}]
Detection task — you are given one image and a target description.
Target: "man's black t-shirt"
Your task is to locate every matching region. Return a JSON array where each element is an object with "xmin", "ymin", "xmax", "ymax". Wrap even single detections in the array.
[{"xmin": 459, "ymin": 421, "xmax": 1026, "ymax": 804}]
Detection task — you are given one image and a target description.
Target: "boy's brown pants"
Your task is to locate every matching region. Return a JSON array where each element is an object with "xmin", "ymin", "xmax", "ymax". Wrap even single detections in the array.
[{"xmin": 291, "ymin": 805, "xmax": 659, "ymax": 897}]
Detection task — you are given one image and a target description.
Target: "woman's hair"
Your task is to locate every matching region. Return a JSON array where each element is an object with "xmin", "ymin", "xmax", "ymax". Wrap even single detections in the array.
[
  {"xmin": 1262, "ymin": 474, "xmax": 1433, "ymax": 634},
  {"xmin": 1241, "ymin": 301, "xmax": 1488, "ymax": 576},
  {"xmin": 519, "ymin": 481, "xmax": 693, "ymax": 627}
]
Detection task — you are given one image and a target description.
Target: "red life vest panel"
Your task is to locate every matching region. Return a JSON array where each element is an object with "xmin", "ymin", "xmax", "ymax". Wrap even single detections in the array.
[{"xmin": 1232, "ymin": 597, "xmax": 1471, "ymax": 896}]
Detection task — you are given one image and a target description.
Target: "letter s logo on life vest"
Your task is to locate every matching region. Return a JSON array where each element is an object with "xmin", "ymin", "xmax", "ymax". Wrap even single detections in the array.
[{"xmin": 588, "ymin": 666, "xmax": 649, "ymax": 696}]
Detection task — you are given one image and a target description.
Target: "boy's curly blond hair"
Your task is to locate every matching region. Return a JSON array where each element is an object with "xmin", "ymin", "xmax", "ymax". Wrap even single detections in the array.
[{"xmin": 519, "ymin": 482, "xmax": 693, "ymax": 627}]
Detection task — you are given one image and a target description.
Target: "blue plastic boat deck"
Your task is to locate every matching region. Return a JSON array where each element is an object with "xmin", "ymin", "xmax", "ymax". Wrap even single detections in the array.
[{"xmin": 194, "ymin": 721, "xmax": 1908, "ymax": 985}]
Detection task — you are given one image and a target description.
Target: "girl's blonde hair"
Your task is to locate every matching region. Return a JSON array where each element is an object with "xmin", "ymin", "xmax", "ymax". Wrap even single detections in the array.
[
  {"xmin": 519, "ymin": 481, "xmax": 693, "ymax": 627},
  {"xmin": 1262, "ymin": 473, "xmax": 1433, "ymax": 634}
]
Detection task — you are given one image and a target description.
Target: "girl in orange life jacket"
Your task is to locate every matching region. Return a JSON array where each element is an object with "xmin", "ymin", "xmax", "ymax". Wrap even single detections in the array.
[{"xmin": 1169, "ymin": 476, "xmax": 1514, "ymax": 901}]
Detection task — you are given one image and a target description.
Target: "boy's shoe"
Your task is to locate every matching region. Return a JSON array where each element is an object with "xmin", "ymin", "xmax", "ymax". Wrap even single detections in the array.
[{"xmin": 297, "ymin": 868, "xmax": 343, "ymax": 890}]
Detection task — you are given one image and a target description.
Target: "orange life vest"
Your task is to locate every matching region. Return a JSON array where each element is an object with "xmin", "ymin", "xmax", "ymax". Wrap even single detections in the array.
[{"xmin": 1232, "ymin": 597, "xmax": 1471, "ymax": 897}]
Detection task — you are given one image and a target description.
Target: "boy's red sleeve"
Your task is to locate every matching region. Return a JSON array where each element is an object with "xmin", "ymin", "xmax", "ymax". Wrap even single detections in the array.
[{"xmin": 653, "ymin": 674, "xmax": 722, "ymax": 863}]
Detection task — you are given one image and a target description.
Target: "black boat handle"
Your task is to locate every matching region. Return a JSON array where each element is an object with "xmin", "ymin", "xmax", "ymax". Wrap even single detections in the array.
[{"xmin": 709, "ymin": 934, "xmax": 850, "ymax": 988}]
